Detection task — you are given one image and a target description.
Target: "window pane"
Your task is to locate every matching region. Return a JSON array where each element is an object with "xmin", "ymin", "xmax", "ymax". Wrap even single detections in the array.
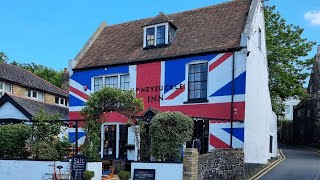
[
  {"xmin": 38, "ymin": 92, "xmax": 44, "ymax": 101},
  {"xmin": 195, "ymin": 64, "xmax": 201, "ymax": 73},
  {"xmin": 189, "ymin": 65, "xmax": 195, "ymax": 73},
  {"xmin": 120, "ymin": 75, "xmax": 129, "ymax": 90},
  {"xmin": 146, "ymin": 27, "xmax": 155, "ymax": 46},
  {"xmin": 105, "ymin": 76, "xmax": 118, "ymax": 89},
  {"xmin": 94, "ymin": 77, "xmax": 103, "ymax": 92},
  {"xmin": 4, "ymin": 83, "xmax": 11, "ymax": 92},
  {"xmin": 65, "ymin": 100, "xmax": 68, "ymax": 106},
  {"xmin": 188, "ymin": 62, "xmax": 208, "ymax": 100},
  {"xmin": 55, "ymin": 97, "xmax": 59, "ymax": 104},
  {"xmin": 0, "ymin": 81, "xmax": 3, "ymax": 90},
  {"xmin": 60, "ymin": 98, "xmax": 64, "ymax": 105},
  {"xmin": 32, "ymin": 91, "xmax": 37, "ymax": 98},
  {"xmin": 28, "ymin": 90, "xmax": 31, "ymax": 97},
  {"xmin": 157, "ymin": 26, "xmax": 165, "ymax": 45}
]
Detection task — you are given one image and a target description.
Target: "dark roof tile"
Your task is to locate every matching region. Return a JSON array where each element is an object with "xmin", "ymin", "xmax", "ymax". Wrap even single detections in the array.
[
  {"xmin": 0, "ymin": 63, "xmax": 68, "ymax": 98},
  {"xmin": 75, "ymin": 0, "xmax": 251, "ymax": 70}
]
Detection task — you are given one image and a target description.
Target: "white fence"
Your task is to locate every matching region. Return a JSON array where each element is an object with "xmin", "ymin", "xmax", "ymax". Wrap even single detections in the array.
[{"xmin": 0, "ymin": 160, "xmax": 101, "ymax": 180}]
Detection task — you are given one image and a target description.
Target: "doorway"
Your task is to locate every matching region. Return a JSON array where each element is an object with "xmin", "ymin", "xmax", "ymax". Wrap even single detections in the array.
[{"xmin": 102, "ymin": 124, "xmax": 128, "ymax": 159}]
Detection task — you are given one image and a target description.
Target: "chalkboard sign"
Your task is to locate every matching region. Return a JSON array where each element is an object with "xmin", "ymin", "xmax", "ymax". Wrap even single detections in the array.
[
  {"xmin": 71, "ymin": 155, "xmax": 87, "ymax": 180},
  {"xmin": 133, "ymin": 169, "xmax": 156, "ymax": 180}
]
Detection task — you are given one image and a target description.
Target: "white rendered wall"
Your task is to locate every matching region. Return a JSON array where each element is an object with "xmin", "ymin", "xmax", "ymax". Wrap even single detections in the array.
[
  {"xmin": 283, "ymin": 97, "xmax": 300, "ymax": 121},
  {"xmin": 243, "ymin": 0, "xmax": 276, "ymax": 164},
  {"xmin": 131, "ymin": 162, "xmax": 183, "ymax": 180},
  {"xmin": 0, "ymin": 102, "xmax": 29, "ymax": 120},
  {"xmin": 0, "ymin": 160, "xmax": 101, "ymax": 180}
]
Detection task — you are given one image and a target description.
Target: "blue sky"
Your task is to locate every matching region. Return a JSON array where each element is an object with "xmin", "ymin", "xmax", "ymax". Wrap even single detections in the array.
[{"xmin": 0, "ymin": 0, "xmax": 319, "ymax": 70}]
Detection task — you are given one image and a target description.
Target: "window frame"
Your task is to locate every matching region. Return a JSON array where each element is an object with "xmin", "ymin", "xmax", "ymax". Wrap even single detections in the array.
[
  {"xmin": 55, "ymin": 96, "xmax": 68, "ymax": 107},
  {"xmin": 185, "ymin": 61, "xmax": 209, "ymax": 104},
  {"xmin": 92, "ymin": 74, "xmax": 130, "ymax": 92},
  {"xmin": 27, "ymin": 89, "xmax": 44, "ymax": 102},
  {"xmin": 0, "ymin": 81, "xmax": 12, "ymax": 97},
  {"xmin": 143, "ymin": 23, "xmax": 169, "ymax": 48}
]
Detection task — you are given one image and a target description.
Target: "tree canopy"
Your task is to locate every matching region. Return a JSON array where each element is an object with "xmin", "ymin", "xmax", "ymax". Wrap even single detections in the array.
[
  {"xmin": 265, "ymin": 6, "xmax": 316, "ymax": 115},
  {"xmin": 0, "ymin": 52, "xmax": 8, "ymax": 63},
  {"xmin": 81, "ymin": 87, "xmax": 144, "ymax": 161}
]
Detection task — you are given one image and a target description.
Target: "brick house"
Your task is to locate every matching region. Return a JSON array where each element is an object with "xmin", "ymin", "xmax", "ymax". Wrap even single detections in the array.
[
  {"xmin": 0, "ymin": 63, "xmax": 69, "ymax": 122},
  {"xmin": 293, "ymin": 45, "xmax": 320, "ymax": 145},
  {"xmin": 69, "ymin": 0, "xmax": 277, "ymax": 165}
]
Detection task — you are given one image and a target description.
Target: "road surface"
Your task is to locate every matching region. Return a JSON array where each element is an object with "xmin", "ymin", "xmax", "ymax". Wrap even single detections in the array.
[{"xmin": 260, "ymin": 145, "xmax": 320, "ymax": 180}]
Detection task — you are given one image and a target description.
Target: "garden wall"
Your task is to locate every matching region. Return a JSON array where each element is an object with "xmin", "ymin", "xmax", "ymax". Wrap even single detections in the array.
[
  {"xmin": 131, "ymin": 162, "xmax": 183, "ymax": 180},
  {"xmin": 0, "ymin": 160, "xmax": 101, "ymax": 180},
  {"xmin": 198, "ymin": 148, "xmax": 244, "ymax": 180}
]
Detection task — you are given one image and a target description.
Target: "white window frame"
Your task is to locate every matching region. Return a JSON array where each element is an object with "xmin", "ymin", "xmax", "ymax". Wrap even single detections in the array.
[
  {"xmin": 27, "ymin": 89, "xmax": 44, "ymax": 102},
  {"xmin": 55, "ymin": 96, "xmax": 68, "ymax": 107},
  {"xmin": 92, "ymin": 74, "xmax": 130, "ymax": 93},
  {"xmin": 0, "ymin": 81, "xmax": 12, "ymax": 97},
  {"xmin": 185, "ymin": 60, "xmax": 209, "ymax": 103},
  {"xmin": 143, "ymin": 22, "xmax": 169, "ymax": 48}
]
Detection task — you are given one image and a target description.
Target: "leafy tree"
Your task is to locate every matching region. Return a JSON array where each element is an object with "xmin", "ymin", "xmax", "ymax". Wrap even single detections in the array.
[
  {"xmin": 265, "ymin": 6, "xmax": 316, "ymax": 115},
  {"xmin": 11, "ymin": 61, "xmax": 64, "ymax": 88},
  {"xmin": 0, "ymin": 124, "xmax": 31, "ymax": 158},
  {"xmin": 0, "ymin": 52, "xmax": 8, "ymax": 63},
  {"xmin": 81, "ymin": 87, "xmax": 143, "ymax": 161},
  {"xmin": 31, "ymin": 109, "xmax": 70, "ymax": 160},
  {"xmin": 150, "ymin": 112, "xmax": 194, "ymax": 161}
]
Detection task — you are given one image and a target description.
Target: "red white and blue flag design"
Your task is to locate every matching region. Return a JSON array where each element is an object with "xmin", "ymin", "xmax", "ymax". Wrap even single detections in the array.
[{"xmin": 69, "ymin": 52, "xmax": 246, "ymax": 149}]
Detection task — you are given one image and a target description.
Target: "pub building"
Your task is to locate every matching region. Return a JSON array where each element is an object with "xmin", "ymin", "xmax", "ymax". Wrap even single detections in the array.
[{"xmin": 68, "ymin": 0, "xmax": 277, "ymax": 172}]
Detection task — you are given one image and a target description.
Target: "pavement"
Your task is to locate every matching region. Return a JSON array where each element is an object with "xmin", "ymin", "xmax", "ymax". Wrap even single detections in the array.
[{"xmin": 259, "ymin": 144, "xmax": 320, "ymax": 180}]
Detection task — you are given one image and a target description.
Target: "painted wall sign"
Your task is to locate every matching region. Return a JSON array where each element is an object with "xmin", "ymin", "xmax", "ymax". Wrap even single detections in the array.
[
  {"xmin": 71, "ymin": 155, "xmax": 87, "ymax": 180},
  {"xmin": 133, "ymin": 169, "xmax": 156, "ymax": 180}
]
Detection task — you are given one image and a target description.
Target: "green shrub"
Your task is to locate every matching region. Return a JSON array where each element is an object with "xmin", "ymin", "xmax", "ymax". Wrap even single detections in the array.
[
  {"xmin": 83, "ymin": 170, "xmax": 95, "ymax": 180},
  {"xmin": 118, "ymin": 170, "xmax": 131, "ymax": 180},
  {"xmin": 0, "ymin": 124, "xmax": 31, "ymax": 158},
  {"xmin": 150, "ymin": 112, "xmax": 194, "ymax": 161}
]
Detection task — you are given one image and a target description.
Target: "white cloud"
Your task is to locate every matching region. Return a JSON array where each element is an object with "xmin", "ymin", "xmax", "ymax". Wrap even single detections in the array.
[{"xmin": 304, "ymin": 11, "xmax": 320, "ymax": 26}]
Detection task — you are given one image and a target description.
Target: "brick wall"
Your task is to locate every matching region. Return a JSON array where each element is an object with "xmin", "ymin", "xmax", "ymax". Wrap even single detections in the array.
[
  {"xmin": 12, "ymin": 84, "xmax": 57, "ymax": 105},
  {"xmin": 12, "ymin": 84, "xmax": 26, "ymax": 97}
]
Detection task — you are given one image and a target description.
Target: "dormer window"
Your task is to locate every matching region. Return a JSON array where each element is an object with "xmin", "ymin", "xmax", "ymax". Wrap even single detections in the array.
[{"xmin": 144, "ymin": 24, "xmax": 168, "ymax": 48}]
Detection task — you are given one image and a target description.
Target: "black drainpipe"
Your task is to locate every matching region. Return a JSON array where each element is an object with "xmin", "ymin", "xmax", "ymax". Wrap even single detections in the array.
[{"xmin": 230, "ymin": 50, "xmax": 236, "ymax": 148}]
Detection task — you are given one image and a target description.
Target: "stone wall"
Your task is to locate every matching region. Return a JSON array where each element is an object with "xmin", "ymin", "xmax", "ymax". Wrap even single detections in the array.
[{"xmin": 198, "ymin": 148, "xmax": 244, "ymax": 180}]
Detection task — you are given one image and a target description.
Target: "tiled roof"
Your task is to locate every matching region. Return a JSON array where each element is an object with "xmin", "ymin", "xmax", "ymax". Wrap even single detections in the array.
[
  {"xmin": 0, "ymin": 93, "xmax": 68, "ymax": 120},
  {"xmin": 75, "ymin": 0, "xmax": 251, "ymax": 70},
  {"xmin": 0, "ymin": 63, "xmax": 68, "ymax": 98}
]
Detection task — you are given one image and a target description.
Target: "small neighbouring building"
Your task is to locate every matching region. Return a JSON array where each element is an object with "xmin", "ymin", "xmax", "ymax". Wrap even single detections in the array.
[{"xmin": 68, "ymin": 0, "xmax": 277, "ymax": 168}]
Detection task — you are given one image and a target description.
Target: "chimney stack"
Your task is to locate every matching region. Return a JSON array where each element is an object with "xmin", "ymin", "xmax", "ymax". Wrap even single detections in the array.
[{"xmin": 317, "ymin": 45, "xmax": 320, "ymax": 55}]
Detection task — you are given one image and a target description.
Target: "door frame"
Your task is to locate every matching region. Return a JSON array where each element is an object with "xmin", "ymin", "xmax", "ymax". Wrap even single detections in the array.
[{"xmin": 100, "ymin": 122, "xmax": 126, "ymax": 159}]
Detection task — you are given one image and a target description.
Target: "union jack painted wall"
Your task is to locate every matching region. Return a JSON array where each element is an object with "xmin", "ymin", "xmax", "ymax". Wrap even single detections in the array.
[{"xmin": 69, "ymin": 52, "xmax": 246, "ymax": 149}]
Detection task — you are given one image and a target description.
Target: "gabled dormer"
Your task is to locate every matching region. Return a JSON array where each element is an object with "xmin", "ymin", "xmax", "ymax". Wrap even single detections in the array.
[{"xmin": 143, "ymin": 12, "xmax": 177, "ymax": 49}]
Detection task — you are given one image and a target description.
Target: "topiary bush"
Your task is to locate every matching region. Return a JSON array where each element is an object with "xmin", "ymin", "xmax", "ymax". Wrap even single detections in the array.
[
  {"xmin": 150, "ymin": 111, "xmax": 194, "ymax": 161},
  {"xmin": 118, "ymin": 170, "xmax": 131, "ymax": 180}
]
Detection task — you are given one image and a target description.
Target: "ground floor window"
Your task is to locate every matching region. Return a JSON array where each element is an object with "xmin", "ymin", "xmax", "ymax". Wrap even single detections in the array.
[
  {"xmin": 186, "ymin": 119, "xmax": 209, "ymax": 154},
  {"xmin": 269, "ymin": 135, "xmax": 273, "ymax": 153}
]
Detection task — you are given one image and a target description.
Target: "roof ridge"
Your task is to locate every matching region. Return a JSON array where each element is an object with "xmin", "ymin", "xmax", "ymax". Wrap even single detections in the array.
[
  {"xmin": 103, "ymin": 0, "xmax": 244, "ymax": 29},
  {"xmin": 3, "ymin": 63, "xmax": 68, "ymax": 94},
  {"xmin": 7, "ymin": 93, "xmax": 69, "ymax": 109}
]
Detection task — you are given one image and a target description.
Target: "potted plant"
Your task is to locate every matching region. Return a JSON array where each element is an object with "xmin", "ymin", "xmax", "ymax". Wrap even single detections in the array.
[
  {"xmin": 83, "ymin": 170, "xmax": 95, "ymax": 180},
  {"xmin": 118, "ymin": 170, "xmax": 131, "ymax": 180}
]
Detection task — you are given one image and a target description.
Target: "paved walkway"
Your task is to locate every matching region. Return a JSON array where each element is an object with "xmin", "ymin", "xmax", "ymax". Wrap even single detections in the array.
[{"xmin": 260, "ymin": 145, "xmax": 320, "ymax": 180}]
